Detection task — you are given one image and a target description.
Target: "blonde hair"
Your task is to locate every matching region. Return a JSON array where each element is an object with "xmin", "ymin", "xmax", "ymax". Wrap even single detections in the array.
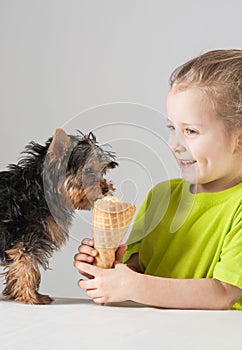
[{"xmin": 169, "ymin": 49, "xmax": 242, "ymax": 131}]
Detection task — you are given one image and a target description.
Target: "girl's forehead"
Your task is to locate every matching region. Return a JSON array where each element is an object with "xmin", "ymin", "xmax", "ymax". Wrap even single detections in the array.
[
  {"xmin": 167, "ymin": 87, "xmax": 209, "ymax": 108},
  {"xmin": 166, "ymin": 88, "xmax": 217, "ymax": 124}
]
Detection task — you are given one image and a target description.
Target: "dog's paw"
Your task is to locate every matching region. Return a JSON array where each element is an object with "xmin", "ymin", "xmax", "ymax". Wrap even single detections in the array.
[
  {"xmin": 35, "ymin": 293, "xmax": 54, "ymax": 305},
  {"xmin": 13, "ymin": 293, "xmax": 53, "ymax": 305}
]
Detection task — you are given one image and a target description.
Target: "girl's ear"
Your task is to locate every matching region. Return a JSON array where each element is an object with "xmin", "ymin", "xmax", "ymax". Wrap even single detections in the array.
[{"xmin": 236, "ymin": 130, "xmax": 242, "ymax": 154}]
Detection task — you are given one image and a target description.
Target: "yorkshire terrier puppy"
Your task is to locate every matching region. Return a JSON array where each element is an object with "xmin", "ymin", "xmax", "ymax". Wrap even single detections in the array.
[{"xmin": 0, "ymin": 128, "xmax": 118, "ymax": 304}]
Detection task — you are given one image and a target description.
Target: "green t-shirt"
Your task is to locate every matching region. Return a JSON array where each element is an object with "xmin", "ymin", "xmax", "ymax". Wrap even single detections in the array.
[{"xmin": 123, "ymin": 178, "xmax": 242, "ymax": 310}]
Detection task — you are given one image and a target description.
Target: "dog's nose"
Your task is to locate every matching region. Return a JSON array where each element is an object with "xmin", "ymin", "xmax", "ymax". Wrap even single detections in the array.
[{"xmin": 102, "ymin": 187, "xmax": 109, "ymax": 194}]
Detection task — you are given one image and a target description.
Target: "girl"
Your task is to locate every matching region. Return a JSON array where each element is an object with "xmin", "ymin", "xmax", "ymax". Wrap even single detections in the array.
[{"xmin": 74, "ymin": 49, "xmax": 242, "ymax": 310}]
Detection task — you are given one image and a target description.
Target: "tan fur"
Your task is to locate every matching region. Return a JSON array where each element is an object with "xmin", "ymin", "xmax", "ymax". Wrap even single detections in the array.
[
  {"xmin": 68, "ymin": 184, "xmax": 101, "ymax": 209},
  {"xmin": 3, "ymin": 243, "xmax": 52, "ymax": 304},
  {"xmin": 67, "ymin": 182, "xmax": 115, "ymax": 210}
]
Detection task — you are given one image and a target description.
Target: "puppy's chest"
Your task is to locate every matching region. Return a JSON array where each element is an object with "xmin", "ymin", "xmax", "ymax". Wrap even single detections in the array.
[{"xmin": 43, "ymin": 217, "xmax": 69, "ymax": 249}]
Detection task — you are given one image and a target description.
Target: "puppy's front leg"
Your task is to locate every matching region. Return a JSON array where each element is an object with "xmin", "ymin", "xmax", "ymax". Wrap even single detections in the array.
[{"xmin": 2, "ymin": 242, "xmax": 53, "ymax": 305}]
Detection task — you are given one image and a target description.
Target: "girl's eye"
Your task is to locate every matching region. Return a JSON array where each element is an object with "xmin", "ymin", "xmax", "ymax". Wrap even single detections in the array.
[{"xmin": 184, "ymin": 128, "xmax": 198, "ymax": 135}]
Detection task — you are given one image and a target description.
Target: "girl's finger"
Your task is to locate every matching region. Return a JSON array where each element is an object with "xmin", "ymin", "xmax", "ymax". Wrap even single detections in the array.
[
  {"xmin": 93, "ymin": 297, "xmax": 106, "ymax": 305},
  {"xmin": 78, "ymin": 278, "xmax": 95, "ymax": 289},
  {"xmin": 78, "ymin": 245, "xmax": 97, "ymax": 256},
  {"xmin": 81, "ymin": 238, "xmax": 94, "ymax": 246},
  {"xmin": 74, "ymin": 253, "xmax": 94, "ymax": 263},
  {"xmin": 77, "ymin": 262, "xmax": 99, "ymax": 276},
  {"xmin": 86, "ymin": 289, "xmax": 101, "ymax": 299}
]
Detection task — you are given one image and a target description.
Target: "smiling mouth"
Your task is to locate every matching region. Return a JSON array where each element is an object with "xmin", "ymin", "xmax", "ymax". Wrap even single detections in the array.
[{"xmin": 178, "ymin": 159, "xmax": 197, "ymax": 168}]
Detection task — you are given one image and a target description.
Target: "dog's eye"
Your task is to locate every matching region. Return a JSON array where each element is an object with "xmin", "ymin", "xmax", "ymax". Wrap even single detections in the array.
[
  {"xmin": 102, "ymin": 187, "xmax": 109, "ymax": 194},
  {"xmin": 84, "ymin": 168, "xmax": 93, "ymax": 175}
]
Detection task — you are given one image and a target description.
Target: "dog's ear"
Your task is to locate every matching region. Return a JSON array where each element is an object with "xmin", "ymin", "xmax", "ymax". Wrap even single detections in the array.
[
  {"xmin": 84, "ymin": 132, "xmax": 96, "ymax": 143},
  {"xmin": 48, "ymin": 128, "xmax": 72, "ymax": 162}
]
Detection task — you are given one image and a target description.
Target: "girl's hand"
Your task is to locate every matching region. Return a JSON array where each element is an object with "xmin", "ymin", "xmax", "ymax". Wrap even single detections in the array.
[
  {"xmin": 73, "ymin": 238, "xmax": 128, "ymax": 279},
  {"xmin": 73, "ymin": 238, "xmax": 97, "ymax": 279},
  {"xmin": 76, "ymin": 262, "xmax": 136, "ymax": 304},
  {"xmin": 74, "ymin": 238, "xmax": 97, "ymax": 263}
]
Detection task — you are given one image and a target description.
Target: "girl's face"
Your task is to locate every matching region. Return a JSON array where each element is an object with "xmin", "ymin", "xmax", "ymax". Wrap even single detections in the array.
[{"xmin": 166, "ymin": 88, "xmax": 241, "ymax": 193}]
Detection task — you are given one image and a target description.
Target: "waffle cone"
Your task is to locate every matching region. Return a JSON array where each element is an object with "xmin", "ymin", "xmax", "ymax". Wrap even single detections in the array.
[{"xmin": 92, "ymin": 197, "xmax": 136, "ymax": 268}]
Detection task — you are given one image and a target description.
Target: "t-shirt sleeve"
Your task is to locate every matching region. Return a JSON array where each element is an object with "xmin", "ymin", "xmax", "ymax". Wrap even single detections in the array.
[
  {"xmin": 122, "ymin": 189, "xmax": 153, "ymax": 263},
  {"xmin": 213, "ymin": 208, "xmax": 242, "ymax": 289}
]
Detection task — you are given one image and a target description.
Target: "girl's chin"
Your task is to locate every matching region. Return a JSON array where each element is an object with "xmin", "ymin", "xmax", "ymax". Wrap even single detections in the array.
[{"xmin": 181, "ymin": 170, "xmax": 198, "ymax": 184}]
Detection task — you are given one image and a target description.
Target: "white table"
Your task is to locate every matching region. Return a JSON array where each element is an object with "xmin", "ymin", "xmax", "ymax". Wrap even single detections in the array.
[{"xmin": 1, "ymin": 297, "xmax": 241, "ymax": 350}]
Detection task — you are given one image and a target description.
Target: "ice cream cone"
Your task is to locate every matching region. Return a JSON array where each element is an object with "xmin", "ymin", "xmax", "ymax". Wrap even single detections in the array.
[{"xmin": 92, "ymin": 196, "xmax": 136, "ymax": 268}]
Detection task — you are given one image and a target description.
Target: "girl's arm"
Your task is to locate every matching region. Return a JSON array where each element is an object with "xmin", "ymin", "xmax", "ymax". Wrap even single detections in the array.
[
  {"xmin": 75, "ymin": 262, "xmax": 242, "ymax": 310},
  {"xmin": 132, "ymin": 272, "xmax": 242, "ymax": 310}
]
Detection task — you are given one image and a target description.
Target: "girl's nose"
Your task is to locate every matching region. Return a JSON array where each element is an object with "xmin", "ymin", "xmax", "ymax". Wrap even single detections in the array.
[{"xmin": 168, "ymin": 130, "xmax": 186, "ymax": 154}]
